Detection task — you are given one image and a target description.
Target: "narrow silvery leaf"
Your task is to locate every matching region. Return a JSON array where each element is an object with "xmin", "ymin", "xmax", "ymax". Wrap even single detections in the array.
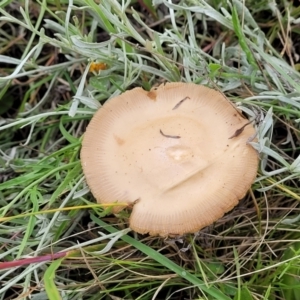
[
  {"xmin": 74, "ymin": 96, "xmax": 101, "ymax": 110},
  {"xmin": 290, "ymin": 155, "xmax": 300, "ymax": 173},
  {"xmin": 69, "ymin": 63, "xmax": 90, "ymax": 117}
]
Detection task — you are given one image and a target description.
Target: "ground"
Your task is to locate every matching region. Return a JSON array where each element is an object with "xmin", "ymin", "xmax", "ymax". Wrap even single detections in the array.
[{"xmin": 0, "ymin": 1, "xmax": 300, "ymax": 299}]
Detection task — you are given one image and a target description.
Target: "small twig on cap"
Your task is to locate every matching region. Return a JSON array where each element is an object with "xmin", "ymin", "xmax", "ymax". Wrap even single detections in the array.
[
  {"xmin": 229, "ymin": 110, "xmax": 264, "ymax": 139},
  {"xmin": 160, "ymin": 129, "xmax": 181, "ymax": 139},
  {"xmin": 172, "ymin": 96, "xmax": 190, "ymax": 110},
  {"xmin": 228, "ymin": 120, "xmax": 253, "ymax": 139}
]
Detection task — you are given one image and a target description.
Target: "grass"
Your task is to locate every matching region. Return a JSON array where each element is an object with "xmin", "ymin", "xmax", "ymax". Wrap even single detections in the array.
[{"xmin": 0, "ymin": 0, "xmax": 300, "ymax": 299}]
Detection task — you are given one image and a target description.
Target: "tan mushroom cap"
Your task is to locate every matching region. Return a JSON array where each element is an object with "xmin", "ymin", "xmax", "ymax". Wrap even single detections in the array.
[{"xmin": 81, "ymin": 82, "xmax": 258, "ymax": 236}]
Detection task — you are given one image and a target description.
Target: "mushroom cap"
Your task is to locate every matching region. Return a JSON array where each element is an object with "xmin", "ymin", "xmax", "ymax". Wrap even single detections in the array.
[{"xmin": 81, "ymin": 82, "xmax": 258, "ymax": 236}]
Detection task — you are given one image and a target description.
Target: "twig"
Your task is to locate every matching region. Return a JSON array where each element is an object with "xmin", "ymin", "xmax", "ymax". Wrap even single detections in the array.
[
  {"xmin": 160, "ymin": 129, "xmax": 181, "ymax": 139},
  {"xmin": 172, "ymin": 96, "xmax": 190, "ymax": 110}
]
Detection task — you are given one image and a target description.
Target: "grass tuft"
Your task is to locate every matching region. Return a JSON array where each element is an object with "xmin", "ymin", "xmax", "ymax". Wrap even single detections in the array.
[{"xmin": 1, "ymin": 0, "xmax": 300, "ymax": 299}]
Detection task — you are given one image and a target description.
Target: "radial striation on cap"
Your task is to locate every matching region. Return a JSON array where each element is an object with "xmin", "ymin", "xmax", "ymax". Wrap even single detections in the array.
[{"xmin": 81, "ymin": 82, "xmax": 259, "ymax": 236}]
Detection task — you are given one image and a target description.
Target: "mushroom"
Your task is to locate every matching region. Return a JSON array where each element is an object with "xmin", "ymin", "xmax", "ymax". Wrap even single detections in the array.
[{"xmin": 81, "ymin": 82, "xmax": 258, "ymax": 236}]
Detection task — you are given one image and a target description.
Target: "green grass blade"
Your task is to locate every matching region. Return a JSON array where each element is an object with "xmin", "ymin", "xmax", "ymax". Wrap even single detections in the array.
[
  {"xmin": 44, "ymin": 258, "xmax": 64, "ymax": 300},
  {"xmin": 231, "ymin": 5, "xmax": 257, "ymax": 69}
]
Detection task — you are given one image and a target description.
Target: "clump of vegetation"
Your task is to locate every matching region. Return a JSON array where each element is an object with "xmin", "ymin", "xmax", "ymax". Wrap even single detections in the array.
[{"xmin": 0, "ymin": 0, "xmax": 300, "ymax": 299}]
